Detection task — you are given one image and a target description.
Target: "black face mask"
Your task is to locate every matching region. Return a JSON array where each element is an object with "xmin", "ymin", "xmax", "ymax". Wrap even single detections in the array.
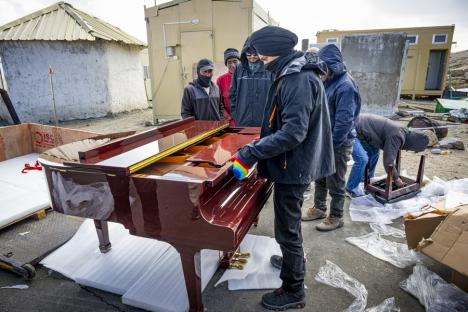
[
  {"xmin": 264, "ymin": 57, "xmax": 282, "ymax": 73},
  {"xmin": 197, "ymin": 74, "xmax": 211, "ymax": 88}
]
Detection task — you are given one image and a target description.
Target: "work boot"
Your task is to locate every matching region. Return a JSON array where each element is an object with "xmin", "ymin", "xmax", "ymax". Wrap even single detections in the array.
[
  {"xmin": 262, "ymin": 288, "xmax": 306, "ymax": 311},
  {"xmin": 301, "ymin": 207, "xmax": 326, "ymax": 221},
  {"xmin": 270, "ymin": 255, "xmax": 283, "ymax": 270},
  {"xmin": 316, "ymin": 216, "xmax": 344, "ymax": 232}
]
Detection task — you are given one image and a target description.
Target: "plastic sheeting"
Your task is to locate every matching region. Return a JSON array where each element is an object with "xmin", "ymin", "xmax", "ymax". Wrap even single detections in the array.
[
  {"xmin": 349, "ymin": 177, "xmax": 468, "ymax": 224},
  {"xmin": 400, "ymin": 265, "xmax": 468, "ymax": 312},
  {"xmin": 315, "ymin": 261, "xmax": 399, "ymax": 312},
  {"xmin": 0, "ymin": 154, "xmax": 50, "ymax": 228},
  {"xmin": 369, "ymin": 223, "xmax": 405, "ymax": 238},
  {"xmin": 345, "ymin": 233, "xmax": 421, "ymax": 268},
  {"xmin": 215, "ymin": 234, "xmax": 282, "ymax": 290}
]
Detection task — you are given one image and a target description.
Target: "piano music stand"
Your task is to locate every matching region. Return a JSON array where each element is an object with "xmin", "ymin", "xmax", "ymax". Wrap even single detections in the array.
[{"xmin": 364, "ymin": 150, "xmax": 425, "ymax": 204}]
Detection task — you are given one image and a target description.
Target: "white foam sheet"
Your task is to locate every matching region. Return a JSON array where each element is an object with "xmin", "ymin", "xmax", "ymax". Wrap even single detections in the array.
[
  {"xmin": 75, "ymin": 235, "xmax": 172, "ymax": 295},
  {"xmin": 40, "ymin": 219, "xmax": 130, "ymax": 280},
  {"xmin": 215, "ymin": 234, "xmax": 282, "ymax": 290},
  {"xmin": 0, "ymin": 153, "xmax": 50, "ymax": 228},
  {"xmin": 122, "ymin": 248, "xmax": 219, "ymax": 312},
  {"xmin": 41, "ymin": 219, "xmax": 222, "ymax": 312}
]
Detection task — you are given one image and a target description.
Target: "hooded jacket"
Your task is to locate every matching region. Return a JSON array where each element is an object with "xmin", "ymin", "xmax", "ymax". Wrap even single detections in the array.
[
  {"xmin": 181, "ymin": 80, "xmax": 224, "ymax": 121},
  {"xmin": 229, "ymin": 38, "xmax": 274, "ymax": 127},
  {"xmin": 356, "ymin": 114, "xmax": 429, "ymax": 179},
  {"xmin": 238, "ymin": 51, "xmax": 335, "ymax": 184},
  {"xmin": 318, "ymin": 44, "xmax": 361, "ymax": 149}
]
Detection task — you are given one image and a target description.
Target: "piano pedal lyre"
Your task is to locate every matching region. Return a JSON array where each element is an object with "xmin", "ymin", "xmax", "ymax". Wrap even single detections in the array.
[
  {"xmin": 234, "ymin": 252, "xmax": 250, "ymax": 258},
  {"xmin": 229, "ymin": 263, "xmax": 244, "ymax": 270}
]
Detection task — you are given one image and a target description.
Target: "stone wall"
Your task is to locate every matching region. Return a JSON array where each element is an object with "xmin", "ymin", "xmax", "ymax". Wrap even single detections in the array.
[{"xmin": 448, "ymin": 50, "xmax": 468, "ymax": 89}]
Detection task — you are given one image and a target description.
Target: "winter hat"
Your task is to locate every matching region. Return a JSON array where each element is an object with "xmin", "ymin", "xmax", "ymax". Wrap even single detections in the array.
[
  {"xmin": 423, "ymin": 130, "xmax": 438, "ymax": 147},
  {"xmin": 224, "ymin": 48, "xmax": 240, "ymax": 65},
  {"xmin": 249, "ymin": 26, "xmax": 298, "ymax": 57},
  {"xmin": 403, "ymin": 130, "xmax": 430, "ymax": 152},
  {"xmin": 197, "ymin": 58, "xmax": 214, "ymax": 73}
]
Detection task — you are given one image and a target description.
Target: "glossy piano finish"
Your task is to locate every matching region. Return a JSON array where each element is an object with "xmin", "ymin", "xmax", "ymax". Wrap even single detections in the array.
[{"xmin": 39, "ymin": 118, "xmax": 272, "ymax": 312}]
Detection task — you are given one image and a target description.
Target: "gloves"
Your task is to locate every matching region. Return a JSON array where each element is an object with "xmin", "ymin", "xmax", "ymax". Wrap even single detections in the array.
[{"xmin": 231, "ymin": 155, "xmax": 251, "ymax": 181}]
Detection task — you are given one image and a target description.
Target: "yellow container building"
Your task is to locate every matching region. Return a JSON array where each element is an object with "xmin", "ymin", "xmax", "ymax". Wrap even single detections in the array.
[
  {"xmin": 316, "ymin": 25, "xmax": 455, "ymax": 99},
  {"xmin": 144, "ymin": 0, "xmax": 278, "ymax": 122}
]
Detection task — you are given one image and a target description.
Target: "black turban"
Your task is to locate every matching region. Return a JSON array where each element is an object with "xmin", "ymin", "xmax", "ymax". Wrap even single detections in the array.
[{"xmin": 249, "ymin": 26, "xmax": 298, "ymax": 57}]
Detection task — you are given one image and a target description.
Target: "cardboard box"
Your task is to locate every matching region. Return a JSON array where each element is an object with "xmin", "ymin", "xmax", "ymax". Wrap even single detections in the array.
[
  {"xmin": 404, "ymin": 213, "xmax": 447, "ymax": 249},
  {"xmin": 420, "ymin": 205, "xmax": 468, "ymax": 278}
]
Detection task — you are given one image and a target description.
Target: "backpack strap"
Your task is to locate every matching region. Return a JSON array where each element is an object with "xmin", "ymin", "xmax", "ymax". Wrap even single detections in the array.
[{"xmin": 268, "ymin": 79, "xmax": 283, "ymax": 128}]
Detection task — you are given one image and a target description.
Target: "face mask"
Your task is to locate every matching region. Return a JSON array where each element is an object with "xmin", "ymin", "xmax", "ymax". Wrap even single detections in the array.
[
  {"xmin": 249, "ymin": 62, "xmax": 261, "ymax": 72},
  {"xmin": 264, "ymin": 56, "xmax": 282, "ymax": 73},
  {"xmin": 197, "ymin": 74, "xmax": 211, "ymax": 88}
]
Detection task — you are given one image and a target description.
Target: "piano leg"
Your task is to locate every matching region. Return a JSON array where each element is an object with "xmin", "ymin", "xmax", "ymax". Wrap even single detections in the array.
[
  {"xmin": 178, "ymin": 247, "xmax": 203, "ymax": 312},
  {"xmin": 94, "ymin": 220, "xmax": 112, "ymax": 253}
]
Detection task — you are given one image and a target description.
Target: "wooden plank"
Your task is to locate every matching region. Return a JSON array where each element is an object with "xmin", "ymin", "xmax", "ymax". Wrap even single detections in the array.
[
  {"xmin": 0, "ymin": 124, "xmax": 33, "ymax": 161},
  {"xmin": 0, "ymin": 208, "xmax": 50, "ymax": 231}
]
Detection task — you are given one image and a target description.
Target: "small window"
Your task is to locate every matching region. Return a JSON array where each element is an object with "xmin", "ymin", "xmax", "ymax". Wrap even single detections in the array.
[
  {"xmin": 406, "ymin": 35, "xmax": 418, "ymax": 45},
  {"xmin": 326, "ymin": 37, "xmax": 338, "ymax": 43},
  {"xmin": 432, "ymin": 34, "xmax": 447, "ymax": 44}
]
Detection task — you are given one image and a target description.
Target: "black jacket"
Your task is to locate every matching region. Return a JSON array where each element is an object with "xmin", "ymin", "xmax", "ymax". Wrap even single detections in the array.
[
  {"xmin": 229, "ymin": 39, "xmax": 274, "ymax": 126},
  {"xmin": 238, "ymin": 51, "xmax": 335, "ymax": 184},
  {"xmin": 181, "ymin": 80, "xmax": 224, "ymax": 121},
  {"xmin": 319, "ymin": 44, "xmax": 361, "ymax": 148},
  {"xmin": 356, "ymin": 113, "xmax": 428, "ymax": 179}
]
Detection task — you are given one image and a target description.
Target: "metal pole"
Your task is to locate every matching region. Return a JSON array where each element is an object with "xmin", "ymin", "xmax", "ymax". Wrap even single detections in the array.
[{"xmin": 48, "ymin": 64, "xmax": 58, "ymax": 126}]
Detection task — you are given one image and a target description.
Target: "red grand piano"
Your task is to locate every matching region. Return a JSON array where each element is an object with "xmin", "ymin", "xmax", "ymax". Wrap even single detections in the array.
[{"xmin": 38, "ymin": 118, "xmax": 273, "ymax": 312}]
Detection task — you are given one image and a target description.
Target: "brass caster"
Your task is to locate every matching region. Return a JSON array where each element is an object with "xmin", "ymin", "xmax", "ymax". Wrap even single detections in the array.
[
  {"xmin": 234, "ymin": 252, "xmax": 250, "ymax": 258},
  {"xmin": 229, "ymin": 263, "xmax": 244, "ymax": 270},
  {"xmin": 232, "ymin": 257, "xmax": 247, "ymax": 264}
]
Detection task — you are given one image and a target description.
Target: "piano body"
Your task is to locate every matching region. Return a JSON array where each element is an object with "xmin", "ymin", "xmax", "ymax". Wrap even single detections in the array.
[{"xmin": 38, "ymin": 118, "xmax": 273, "ymax": 312}]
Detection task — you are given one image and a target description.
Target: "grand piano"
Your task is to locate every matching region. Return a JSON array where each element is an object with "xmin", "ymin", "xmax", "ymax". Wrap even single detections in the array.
[{"xmin": 38, "ymin": 117, "xmax": 273, "ymax": 312}]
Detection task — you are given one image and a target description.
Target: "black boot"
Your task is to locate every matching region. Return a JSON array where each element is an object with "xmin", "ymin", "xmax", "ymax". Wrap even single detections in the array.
[{"xmin": 261, "ymin": 288, "xmax": 305, "ymax": 311}]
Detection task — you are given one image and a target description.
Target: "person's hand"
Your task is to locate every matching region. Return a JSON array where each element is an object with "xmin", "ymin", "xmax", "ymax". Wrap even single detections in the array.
[
  {"xmin": 230, "ymin": 154, "xmax": 251, "ymax": 181},
  {"xmin": 394, "ymin": 178, "xmax": 406, "ymax": 188}
]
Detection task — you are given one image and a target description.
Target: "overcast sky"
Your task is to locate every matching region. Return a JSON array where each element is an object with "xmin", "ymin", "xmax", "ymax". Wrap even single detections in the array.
[{"xmin": 1, "ymin": 0, "xmax": 467, "ymax": 52}]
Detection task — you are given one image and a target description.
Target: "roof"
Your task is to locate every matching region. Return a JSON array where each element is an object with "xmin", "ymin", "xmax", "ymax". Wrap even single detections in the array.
[
  {"xmin": 0, "ymin": 1, "xmax": 145, "ymax": 46},
  {"xmin": 436, "ymin": 98, "xmax": 468, "ymax": 110},
  {"xmin": 317, "ymin": 25, "xmax": 455, "ymax": 36}
]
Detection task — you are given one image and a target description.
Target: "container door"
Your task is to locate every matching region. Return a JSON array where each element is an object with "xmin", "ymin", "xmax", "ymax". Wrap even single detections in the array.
[
  {"xmin": 425, "ymin": 50, "xmax": 446, "ymax": 90},
  {"xmin": 180, "ymin": 31, "xmax": 213, "ymax": 85}
]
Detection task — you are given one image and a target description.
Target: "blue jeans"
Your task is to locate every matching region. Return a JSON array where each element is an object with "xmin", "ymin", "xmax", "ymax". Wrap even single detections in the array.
[{"xmin": 346, "ymin": 139, "xmax": 380, "ymax": 192}]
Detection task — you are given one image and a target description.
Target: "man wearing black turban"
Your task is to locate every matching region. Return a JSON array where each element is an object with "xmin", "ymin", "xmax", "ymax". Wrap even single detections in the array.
[{"xmin": 232, "ymin": 26, "xmax": 335, "ymax": 310}]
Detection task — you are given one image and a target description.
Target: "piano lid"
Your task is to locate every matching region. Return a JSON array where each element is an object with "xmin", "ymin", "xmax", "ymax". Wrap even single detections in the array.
[{"xmin": 64, "ymin": 119, "xmax": 229, "ymax": 175}]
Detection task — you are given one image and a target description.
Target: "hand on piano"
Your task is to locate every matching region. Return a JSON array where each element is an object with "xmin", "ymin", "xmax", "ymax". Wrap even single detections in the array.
[{"xmin": 231, "ymin": 154, "xmax": 251, "ymax": 181}]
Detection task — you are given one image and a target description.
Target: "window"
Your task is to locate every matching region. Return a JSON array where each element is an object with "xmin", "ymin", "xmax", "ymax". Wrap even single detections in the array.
[
  {"xmin": 432, "ymin": 34, "xmax": 447, "ymax": 44},
  {"xmin": 326, "ymin": 37, "xmax": 338, "ymax": 43},
  {"xmin": 406, "ymin": 35, "xmax": 418, "ymax": 45}
]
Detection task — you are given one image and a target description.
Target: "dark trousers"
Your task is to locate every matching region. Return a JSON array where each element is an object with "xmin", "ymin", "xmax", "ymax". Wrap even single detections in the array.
[
  {"xmin": 314, "ymin": 145, "xmax": 352, "ymax": 218},
  {"xmin": 274, "ymin": 182, "xmax": 308, "ymax": 293}
]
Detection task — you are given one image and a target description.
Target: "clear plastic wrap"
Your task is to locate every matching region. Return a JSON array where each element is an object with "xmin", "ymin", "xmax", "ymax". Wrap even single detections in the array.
[
  {"xmin": 400, "ymin": 265, "xmax": 468, "ymax": 312},
  {"xmin": 365, "ymin": 297, "xmax": 399, "ymax": 312},
  {"xmin": 315, "ymin": 260, "xmax": 368, "ymax": 312},
  {"xmin": 369, "ymin": 223, "xmax": 405, "ymax": 238},
  {"xmin": 345, "ymin": 233, "xmax": 421, "ymax": 268}
]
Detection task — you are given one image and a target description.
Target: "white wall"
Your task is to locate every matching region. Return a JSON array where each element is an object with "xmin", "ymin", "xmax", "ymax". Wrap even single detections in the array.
[
  {"xmin": 0, "ymin": 40, "xmax": 109, "ymax": 123},
  {"xmin": 0, "ymin": 40, "xmax": 147, "ymax": 124},
  {"xmin": 105, "ymin": 41, "xmax": 147, "ymax": 113}
]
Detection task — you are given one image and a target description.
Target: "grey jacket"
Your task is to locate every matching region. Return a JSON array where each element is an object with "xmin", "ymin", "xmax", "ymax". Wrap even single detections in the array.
[
  {"xmin": 181, "ymin": 80, "xmax": 224, "ymax": 121},
  {"xmin": 238, "ymin": 51, "xmax": 335, "ymax": 184},
  {"xmin": 356, "ymin": 113, "xmax": 428, "ymax": 179}
]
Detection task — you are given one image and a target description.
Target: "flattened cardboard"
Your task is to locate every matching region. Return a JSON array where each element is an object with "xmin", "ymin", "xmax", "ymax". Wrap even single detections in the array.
[{"xmin": 420, "ymin": 205, "xmax": 468, "ymax": 278}]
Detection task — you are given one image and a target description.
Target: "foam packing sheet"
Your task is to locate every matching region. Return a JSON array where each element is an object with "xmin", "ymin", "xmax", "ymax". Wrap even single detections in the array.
[
  {"xmin": 0, "ymin": 154, "xmax": 50, "ymax": 228},
  {"xmin": 42, "ymin": 219, "xmax": 277, "ymax": 311},
  {"xmin": 215, "ymin": 234, "xmax": 282, "ymax": 290}
]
